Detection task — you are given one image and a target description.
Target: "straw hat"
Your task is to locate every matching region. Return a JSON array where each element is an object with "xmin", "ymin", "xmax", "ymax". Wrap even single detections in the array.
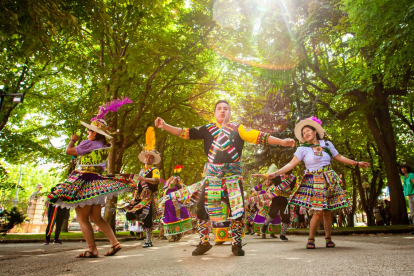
[
  {"xmin": 81, "ymin": 119, "xmax": 113, "ymax": 138},
  {"xmin": 294, "ymin": 116, "xmax": 325, "ymax": 143},
  {"xmin": 138, "ymin": 127, "xmax": 161, "ymax": 164}
]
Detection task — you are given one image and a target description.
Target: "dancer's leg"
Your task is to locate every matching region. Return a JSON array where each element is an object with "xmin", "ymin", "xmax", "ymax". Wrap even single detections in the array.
[
  {"xmin": 89, "ymin": 205, "xmax": 119, "ymax": 246},
  {"xmin": 76, "ymin": 205, "xmax": 98, "ymax": 255}
]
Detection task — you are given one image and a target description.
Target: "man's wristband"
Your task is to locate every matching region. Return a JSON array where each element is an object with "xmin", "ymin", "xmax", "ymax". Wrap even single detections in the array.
[
  {"xmin": 70, "ymin": 139, "xmax": 77, "ymax": 143},
  {"xmin": 274, "ymin": 173, "xmax": 278, "ymax": 177}
]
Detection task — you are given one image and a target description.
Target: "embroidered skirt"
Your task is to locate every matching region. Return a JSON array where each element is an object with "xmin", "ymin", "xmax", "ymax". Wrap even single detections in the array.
[
  {"xmin": 253, "ymin": 207, "xmax": 281, "ymax": 234},
  {"xmin": 162, "ymin": 197, "xmax": 192, "ymax": 236},
  {"xmin": 47, "ymin": 170, "xmax": 132, "ymax": 209},
  {"xmin": 290, "ymin": 166, "xmax": 349, "ymax": 212}
]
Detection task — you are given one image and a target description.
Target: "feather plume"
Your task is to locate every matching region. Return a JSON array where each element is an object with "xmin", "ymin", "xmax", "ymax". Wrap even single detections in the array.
[
  {"xmin": 144, "ymin": 127, "xmax": 156, "ymax": 151},
  {"xmin": 91, "ymin": 96, "xmax": 133, "ymax": 121}
]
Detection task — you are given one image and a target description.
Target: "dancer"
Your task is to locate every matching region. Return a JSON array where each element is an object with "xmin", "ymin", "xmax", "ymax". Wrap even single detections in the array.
[
  {"xmin": 124, "ymin": 127, "xmax": 161, "ymax": 248},
  {"xmin": 159, "ymin": 165, "xmax": 192, "ymax": 242},
  {"xmin": 250, "ymin": 164, "xmax": 297, "ymax": 241},
  {"xmin": 46, "ymin": 97, "xmax": 133, "ymax": 257},
  {"xmin": 155, "ymin": 100, "xmax": 294, "ymax": 256},
  {"xmin": 43, "ymin": 186, "xmax": 70, "ymax": 245},
  {"xmin": 256, "ymin": 116, "xmax": 369, "ymax": 248}
]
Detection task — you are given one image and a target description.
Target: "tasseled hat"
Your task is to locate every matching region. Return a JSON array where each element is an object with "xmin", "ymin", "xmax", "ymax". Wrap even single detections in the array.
[
  {"xmin": 138, "ymin": 127, "xmax": 161, "ymax": 164},
  {"xmin": 80, "ymin": 97, "xmax": 133, "ymax": 138}
]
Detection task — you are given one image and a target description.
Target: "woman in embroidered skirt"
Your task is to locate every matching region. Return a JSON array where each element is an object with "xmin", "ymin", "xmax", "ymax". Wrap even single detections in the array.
[
  {"xmin": 259, "ymin": 116, "xmax": 369, "ymax": 249},
  {"xmin": 160, "ymin": 176, "xmax": 192, "ymax": 242},
  {"xmin": 47, "ymin": 98, "xmax": 133, "ymax": 257}
]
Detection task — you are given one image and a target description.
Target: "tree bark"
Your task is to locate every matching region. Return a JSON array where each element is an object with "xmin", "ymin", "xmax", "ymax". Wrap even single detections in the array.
[{"xmin": 361, "ymin": 90, "xmax": 409, "ymax": 225}]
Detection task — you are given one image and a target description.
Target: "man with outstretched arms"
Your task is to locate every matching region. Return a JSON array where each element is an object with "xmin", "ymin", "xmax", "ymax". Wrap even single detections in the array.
[{"xmin": 155, "ymin": 100, "xmax": 294, "ymax": 256}]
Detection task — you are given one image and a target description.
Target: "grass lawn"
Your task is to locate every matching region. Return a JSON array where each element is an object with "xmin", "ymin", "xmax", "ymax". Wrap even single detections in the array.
[
  {"xmin": 1, "ymin": 230, "xmax": 160, "ymax": 240},
  {"xmin": 287, "ymin": 224, "xmax": 414, "ymax": 231}
]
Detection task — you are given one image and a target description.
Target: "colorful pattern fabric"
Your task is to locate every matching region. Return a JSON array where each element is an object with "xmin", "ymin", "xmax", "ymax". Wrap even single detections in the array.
[
  {"xmin": 163, "ymin": 218, "xmax": 192, "ymax": 236},
  {"xmin": 207, "ymin": 123, "xmax": 240, "ymax": 163},
  {"xmin": 144, "ymin": 227, "xmax": 153, "ymax": 244},
  {"xmin": 197, "ymin": 219, "xmax": 210, "ymax": 245},
  {"xmin": 160, "ymin": 185, "xmax": 192, "ymax": 236},
  {"xmin": 289, "ymin": 166, "xmax": 349, "ymax": 211},
  {"xmin": 79, "ymin": 147, "xmax": 111, "ymax": 166},
  {"xmin": 254, "ymin": 223, "xmax": 281, "ymax": 235},
  {"xmin": 180, "ymin": 122, "xmax": 270, "ymax": 163},
  {"xmin": 301, "ymin": 141, "xmax": 333, "ymax": 157},
  {"xmin": 281, "ymin": 223, "xmax": 288, "ymax": 236},
  {"xmin": 231, "ymin": 220, "xmax": 244, "ymax": 245},
  {"xmin": 47, "ymin": 170, "xmax": 131, "ymax": 209},
  {"xmin": 179, "ymin": 128, "xmax": 190, "ymax": 140}
]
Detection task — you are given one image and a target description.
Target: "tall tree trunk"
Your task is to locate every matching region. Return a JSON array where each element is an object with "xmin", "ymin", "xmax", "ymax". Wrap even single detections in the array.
[{"xmin": 362, "ymin": 89, "xmax": 408, "ymax": 225}]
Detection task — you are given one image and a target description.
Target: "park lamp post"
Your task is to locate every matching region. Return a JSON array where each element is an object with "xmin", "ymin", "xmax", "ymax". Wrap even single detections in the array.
[
  {"xmin": 12, "ymin": 166, "xmax": 26, "ymax": 208},
  {"xmin": 0, "ymin": 89, "xmax": 24, "ymax": 110}
]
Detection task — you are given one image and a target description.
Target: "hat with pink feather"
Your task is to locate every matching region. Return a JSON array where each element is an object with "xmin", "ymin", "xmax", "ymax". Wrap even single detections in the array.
[
  {"xmin": 294, "ymin": 116, "xmax": 325, "ymax": 143},
  {"xmin": 80, "ymin": 97, "xmax": 133, "ymax": 139}
]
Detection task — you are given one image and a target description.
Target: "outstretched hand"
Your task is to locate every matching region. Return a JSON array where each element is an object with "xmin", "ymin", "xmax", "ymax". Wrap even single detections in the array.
[
  {"xmin": 282, "ymin": 138, "xmax": 295, "ymax": 148},
  {"xmin": 154, "ymin": 117, "xmax": 165, "ymax": 129},
  {"xmin": 358, "ymin": 161, "xmax": 370, "ymax": 169}
]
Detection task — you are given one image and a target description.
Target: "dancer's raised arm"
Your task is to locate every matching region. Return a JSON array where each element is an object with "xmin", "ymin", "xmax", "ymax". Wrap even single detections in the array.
[{"xmin": 154, "ymin": 117, "xmax": 182, "ymax": 136}]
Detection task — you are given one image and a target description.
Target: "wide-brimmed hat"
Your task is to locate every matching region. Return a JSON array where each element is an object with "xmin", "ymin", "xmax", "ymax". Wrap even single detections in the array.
[
  {"xmin": 81, "ymin": 97, "xmax": 133, "ymax": 139},
  {"xmin": 81, "ymin": 119, "xmax": 113, "ymax": 138},
  {"xmin": 138, "ymin": 150, "xmax": 161, "ymax": 164},
  {"xmin": 138, "ymin": 127, "xmax": 161, "ymax": 164},
  {"xmin": 294, "ymin": 116, "xmax": 325, "ymax": 143}
]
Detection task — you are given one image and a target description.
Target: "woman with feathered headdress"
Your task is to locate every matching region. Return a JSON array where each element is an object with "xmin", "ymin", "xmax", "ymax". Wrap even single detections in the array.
[{"xmin": 46, "ymin": 97, "xmax": 132, "ymax": 258}]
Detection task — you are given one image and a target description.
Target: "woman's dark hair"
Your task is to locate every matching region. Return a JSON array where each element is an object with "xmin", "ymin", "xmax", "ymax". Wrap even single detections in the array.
[
  {"xmin": 398, "ymin": 163, "xmax": 412, "ymax": 175},
  {"xmin": 301, "ymin": 125, "xmax": 322, "ymax": 140},
  {"xmin": 214, "ymin": 100, "xmax": 231, "ymax": 112},
  {"xmin": 94, "ymin": 133, "xmax": 110, "ymax": 147}
]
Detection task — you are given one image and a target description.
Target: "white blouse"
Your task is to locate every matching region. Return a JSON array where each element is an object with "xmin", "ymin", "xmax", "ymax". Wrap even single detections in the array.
[{"xmin": 294, "ymin": 140, "xmax": 339, "ymax": 172}]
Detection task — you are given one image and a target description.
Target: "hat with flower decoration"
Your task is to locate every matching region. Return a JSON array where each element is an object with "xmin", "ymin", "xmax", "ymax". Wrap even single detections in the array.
[
  {"xmin": 138, "ymin": 127, "xmax": 161, "ymax": 164},
  {"xmin": 294, "ymin": 116, "xmax": 325, "ymax": 143},
  {"xmin": 80, "ymin": 97, "xmax": 133, "ymax": 138}
]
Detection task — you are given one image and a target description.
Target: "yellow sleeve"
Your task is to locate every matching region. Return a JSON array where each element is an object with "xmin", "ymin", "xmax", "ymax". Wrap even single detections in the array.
[
  {"xmin": 152, "ymin": 169, "xmax": 160, "ymax": 180},
  {"xmin": 238, "ymin": 125, "xmax": 270, "ymax": 145}
]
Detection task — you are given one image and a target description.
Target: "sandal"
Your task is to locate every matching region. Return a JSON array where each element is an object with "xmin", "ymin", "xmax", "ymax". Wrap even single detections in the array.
[
  {"xmin": 104, "ymin": 243, "xmax": 122, "ymax": 256},
  {"xmin": 325, "ymin": 237, "xmax": 336, "ymax": 248},
  {"xmin": 76, "ymin": 245, "xmax": 98, "ymax": 258},
  {"xmin": 306, "ymin": 238, "xmax": 315, "ymax": 249}
]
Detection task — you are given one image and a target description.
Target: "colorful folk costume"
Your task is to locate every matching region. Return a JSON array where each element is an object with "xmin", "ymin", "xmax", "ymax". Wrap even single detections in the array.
[
  {"xmin": 123, "ymin": 127, "xmax": 161, "ymax": 248},
  {"xmin": 248, "ymin": 165, "xmax": 297, "ymax": 241},
  {"xmin": 165, "ymin": 122, "xmax": 271, "ymax": 256},
  {"xmin": 251, "ymin": 184, "xmax": 282, "ymax": 238},
  {"xmin": 159, "ymin": 165, "xmax": 192, "ymax": 242},
  {"xmin": 290, "ymin": 117, "xmax": 351, "ymax": 248},
  {"xmin": 290, "ymin": 130, "xmax": 348, "ymax": 213},
  {"xmin": 46, "ymin": 98, "xmax": 133, "ymax": 209}
]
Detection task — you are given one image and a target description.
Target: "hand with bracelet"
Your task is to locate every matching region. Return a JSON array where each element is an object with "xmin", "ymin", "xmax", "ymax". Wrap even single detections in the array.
[{"xmin": 352, "ymin": 160, "xmax": 370, "ymax": 169}]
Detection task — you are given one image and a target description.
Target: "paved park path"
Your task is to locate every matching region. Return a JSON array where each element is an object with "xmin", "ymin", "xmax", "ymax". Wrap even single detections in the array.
[{"xmin": 1, "ymin": 233, "xmax": 413, "ymax": 275}]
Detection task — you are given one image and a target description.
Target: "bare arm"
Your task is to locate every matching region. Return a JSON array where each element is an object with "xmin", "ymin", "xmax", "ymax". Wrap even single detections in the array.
[
  {"xmin": 252, "ymin": 156, "xmax": 301, "ymax": 179},
  {"xmin": 154, "ymin": 117, "xmax": 182, "ymax": 136},
  {"xmin": 65, "ymin": 134, "xmax": 78, "ymax": 156},
  {"xmin": 267, "ymin": 136, "xmax": 295, "ymax": 148},
  {"xmin": 333, "ymin": 154, "xmax": 370, "ymax": 169}
]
